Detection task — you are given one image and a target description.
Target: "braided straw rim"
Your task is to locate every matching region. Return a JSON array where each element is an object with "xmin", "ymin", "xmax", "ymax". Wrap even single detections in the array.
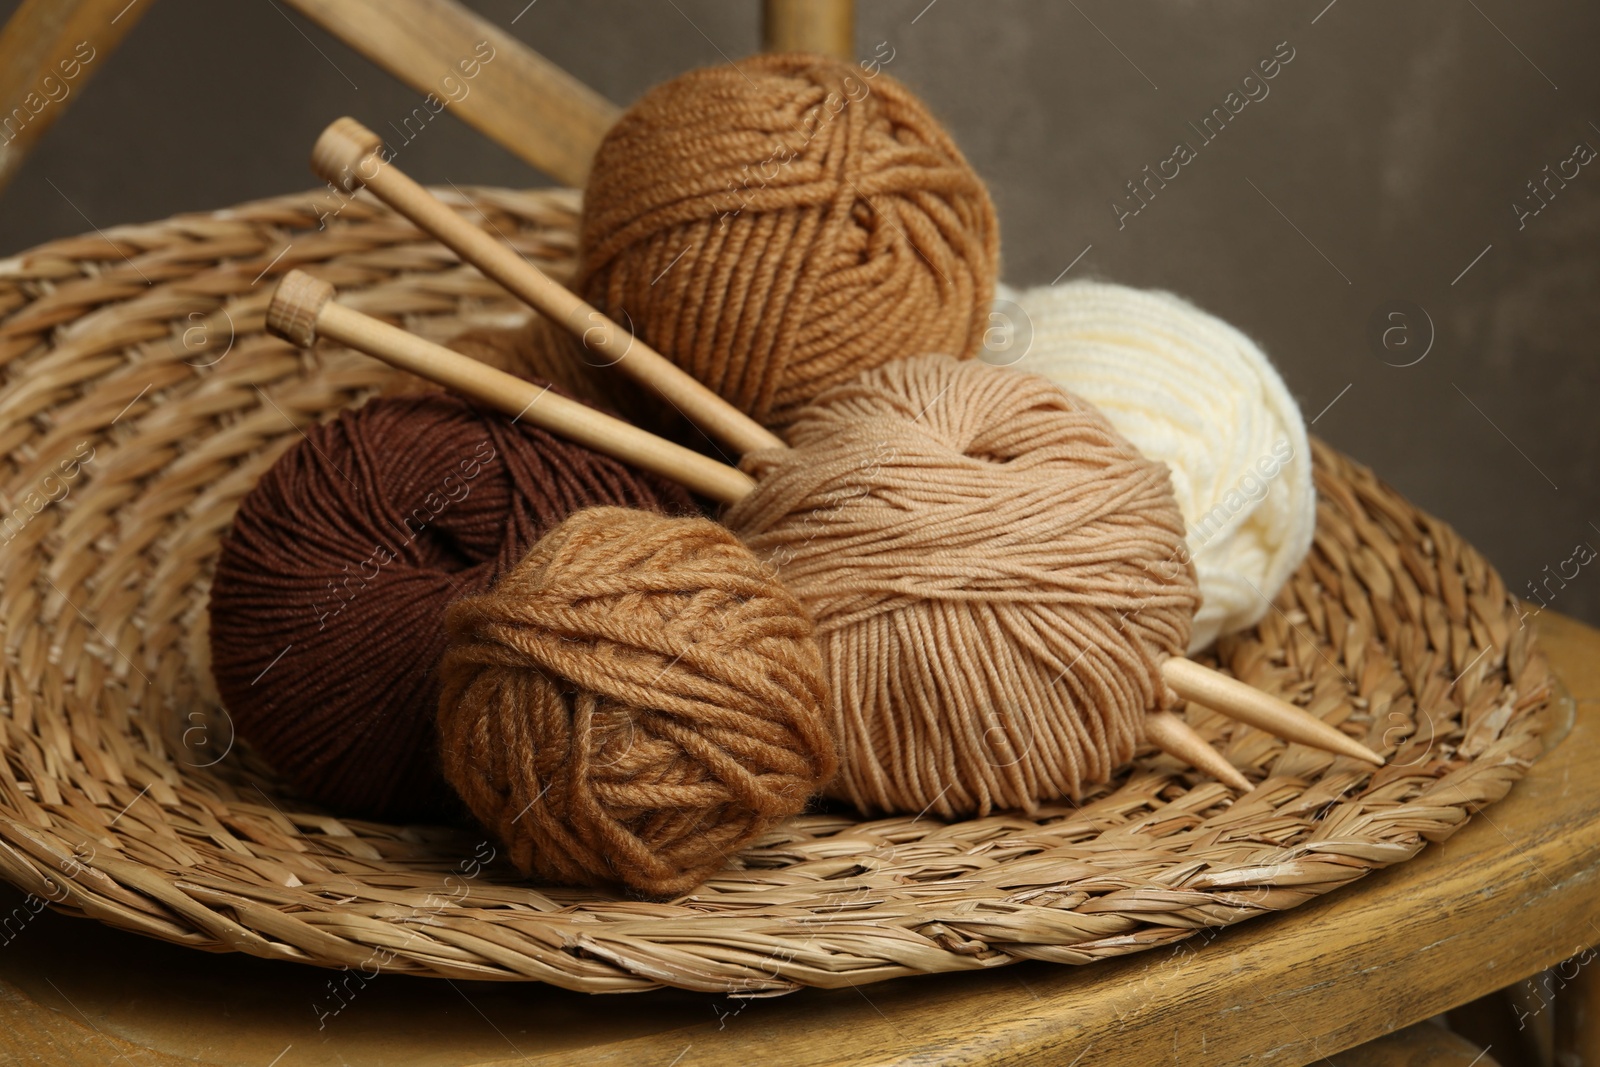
[{"xmin": 0, "ymin": 186, "xmax": 1552, "ymax": 994}]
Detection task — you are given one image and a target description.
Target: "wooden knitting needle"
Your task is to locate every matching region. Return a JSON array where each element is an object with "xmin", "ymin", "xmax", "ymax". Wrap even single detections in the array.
[
  {"xmin": 267, "ymin": 272, "xmax": 1261, "ymax": 790},
  {"xmin": 263, "ymin": 271, "xmax": 755, "ymax": 504},
  {"xmin": 1162, "ymin": 657, "xmax": 1381, "ymax": 766},
  {"xmin": 308, "ymin": 117, "xmax": 786, "ymax": 458},
  {"xmin": 299, "ymin": 125, "xmax": 1385, "ymax": 771}
]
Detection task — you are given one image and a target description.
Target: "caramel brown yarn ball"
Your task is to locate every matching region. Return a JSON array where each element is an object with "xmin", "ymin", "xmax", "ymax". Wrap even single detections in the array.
[
  {"xmin": 208, "ymin": 392, "xmax": 694, "ymax": 820},
  {"xmin": 723, "ymin": 355, "xmax": 1202, "ymax": 819},
  {"xmin": 576, "ymin": 53, "xmax": 1000, "ymax": 429},
  {"xmin": 437, "ymin": 506, "xmax": 836, "ymax": 897}
]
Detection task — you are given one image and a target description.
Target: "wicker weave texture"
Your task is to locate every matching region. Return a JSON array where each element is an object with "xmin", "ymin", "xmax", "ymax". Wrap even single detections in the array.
[{"xmin": 0, "ymin": 187, "xmax": 1552, "ymax": 994}]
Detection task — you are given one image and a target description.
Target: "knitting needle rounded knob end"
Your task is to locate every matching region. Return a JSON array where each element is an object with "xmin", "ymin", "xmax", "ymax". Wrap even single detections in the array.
[
  {"xmin": 312, "ymin": 117, "xmax": 386, "ymax": 192},
  {"xmin": 266, "ymin": 270, "xmax": 335, "ymax": 347}
]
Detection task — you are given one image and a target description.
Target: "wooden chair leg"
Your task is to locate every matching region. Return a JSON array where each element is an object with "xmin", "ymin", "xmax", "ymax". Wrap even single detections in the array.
[
  {"xmin": 0, "ymin": 0, "xmax": 152, "ymax": 195},
  {"xmin": 1553, "ymin": 952, "xmax": 1600, "ymax": 1066},
  {"xmin": 762, "ymin": 0, "xmax": 854, "ymax": 59},
  {"xmin": 1505, "ymin": 972, "xmax": 1560, "ymax": 1067}
]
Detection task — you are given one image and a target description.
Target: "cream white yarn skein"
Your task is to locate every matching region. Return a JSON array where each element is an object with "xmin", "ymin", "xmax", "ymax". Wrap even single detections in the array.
[{"xmin": 987, "ymin": 280, "xmax": 1316, "ymax": 652}]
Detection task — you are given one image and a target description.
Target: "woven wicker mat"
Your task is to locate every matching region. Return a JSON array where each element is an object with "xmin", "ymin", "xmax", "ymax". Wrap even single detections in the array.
[{"xmin": 0, "ymin": 187, "xmax": 1553, "ymax": 995}]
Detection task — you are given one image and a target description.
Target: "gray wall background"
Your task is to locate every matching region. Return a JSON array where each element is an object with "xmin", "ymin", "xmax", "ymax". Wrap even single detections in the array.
[{"xmin": 2, "ymin": 0, "xmax": 1596, "ymax": 626}]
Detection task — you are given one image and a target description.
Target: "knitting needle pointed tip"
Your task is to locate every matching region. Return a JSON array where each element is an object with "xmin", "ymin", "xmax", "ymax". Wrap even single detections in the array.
[
  {"xmin": 1145, "ymin": 711, "xmax": 1253, "ymax": 792},
  {"xmin": 1161, "ymin": 657, "xmax": 1385, "ymax": 767}
]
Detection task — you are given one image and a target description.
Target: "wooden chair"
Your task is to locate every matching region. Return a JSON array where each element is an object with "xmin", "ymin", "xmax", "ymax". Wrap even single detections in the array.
[{"xmin": 0, "ymin": 2, "xmax": 1593, "ymax": 1063}]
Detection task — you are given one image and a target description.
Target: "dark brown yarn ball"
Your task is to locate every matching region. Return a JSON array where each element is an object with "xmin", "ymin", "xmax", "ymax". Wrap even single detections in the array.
[
  {"xmin": 208, "ymin": 392, "xmax": 694, "ymax": 820},
  {"xmin": 575, "ymin": 52, "xmax": 1000, "ymax": 430},
  {"xmin": 437, "ymin": 506, "xmax": 836, "ymax": 898}
]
